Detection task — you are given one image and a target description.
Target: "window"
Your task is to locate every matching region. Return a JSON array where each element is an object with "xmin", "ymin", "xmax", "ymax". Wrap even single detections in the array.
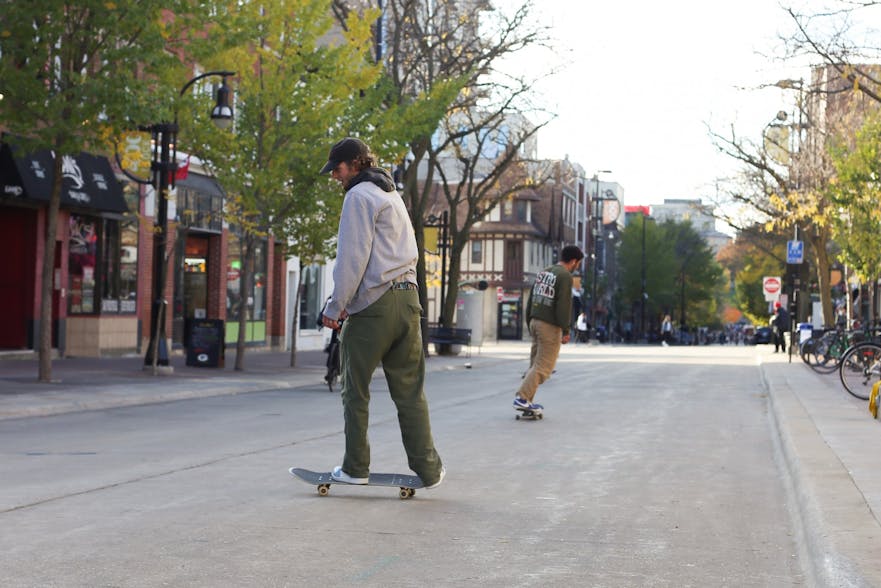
[
  {"xmin": 68, "ymin": 215, "xmax": 98, "ymax": 314},
  {"xmin": 514, "ymin": 200, "xmax": 527, "ymax": 222},
  {"xmin": 299, "ymin": 263, "xmax": 323, "ymax": 329},
  {"xmin": 227, "ymin": 234, "xmax": 267, "ymax": 321},
  {"xmin": 177, "ymin": 184, "xmax": 222, "ymax": 232},
  {"xmin": 100, "ymin": 218, "xmax": 138, "ymax": 313},
  {"xmin": 471, "ymin": 241, "xmax": 483, "ymax": 264},
  {"xmin": 67, "ymin": 213, "xmax": 138, "ymax": 315}
]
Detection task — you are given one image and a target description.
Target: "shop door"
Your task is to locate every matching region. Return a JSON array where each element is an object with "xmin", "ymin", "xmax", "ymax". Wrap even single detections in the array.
[
  {"xmin": 497, "ymin": 298, "xmax": 522, "ymax": 340},
  {"xmin": 182, "ymin": 235, "xmax": 209, "ymax": 347},
  {"xmin": 0, "ymin": 207, "xmax": 36, "ymax": 348}
]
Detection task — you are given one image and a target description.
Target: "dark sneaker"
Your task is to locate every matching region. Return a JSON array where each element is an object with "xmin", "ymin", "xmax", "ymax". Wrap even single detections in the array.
[
  {"xmin": 424, "ymin": 467, "xmax": 446, "ymax": 489},
  {"xmin": 331, "ymin": 466, "xmax": 368, "ymax": 485}
]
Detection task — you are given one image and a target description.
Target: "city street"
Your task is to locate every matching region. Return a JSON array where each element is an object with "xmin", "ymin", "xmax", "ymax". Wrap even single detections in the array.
[{"xmin": 0, "ymin": 344, "xmax": 857, "ymax": 586}]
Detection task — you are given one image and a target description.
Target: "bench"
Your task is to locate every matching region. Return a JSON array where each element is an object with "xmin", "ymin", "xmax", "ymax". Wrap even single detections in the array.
[{"xmin": 427, "ymin": 326, "xmax": 472, "ymax": 357}]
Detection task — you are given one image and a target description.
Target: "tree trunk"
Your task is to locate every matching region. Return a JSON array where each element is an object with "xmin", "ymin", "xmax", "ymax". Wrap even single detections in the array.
[
  {"xmin": 441, "ymin": 236, "xmax": 467, "ymax": 329},
  {"xmin": 38, "ymin": 153, "xmax": 65, "ymax": 382},
  {"xmin": 807, "ymin": 229, "xmax": 834, "ymax": 327},
  {"xmin": 289, "ymin": 260, "xmax": 301, "ymax": 368},
  {"xmin": 235, "ymin": 233, "xmax": 254, "ymax": 371}
]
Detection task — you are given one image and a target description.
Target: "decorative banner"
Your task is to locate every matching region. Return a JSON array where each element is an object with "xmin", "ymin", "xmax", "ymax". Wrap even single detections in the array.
[{"xmin": 118, "ymin": 131, "xmax": 152, "ymax": 176}]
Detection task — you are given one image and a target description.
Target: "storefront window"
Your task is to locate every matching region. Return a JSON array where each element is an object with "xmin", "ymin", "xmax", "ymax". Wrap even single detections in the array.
[
  {"xmin": 68, "ymin": 215, "xmax": 98, "ymax": 314},
  {"xmin": 226, "ymin": 234, "xmax": 267, "ymax": 321},
  {"xmin": 68, "ymin": 183, "xmax": 138, "ymax": 315},
  {"xmin": 100, "ymin": 218, "xmax": 138, "ymax": 313}
]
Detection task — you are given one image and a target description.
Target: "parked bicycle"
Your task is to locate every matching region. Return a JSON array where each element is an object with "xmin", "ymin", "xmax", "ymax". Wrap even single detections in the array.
[
  {"xmin": 799, "ymin": 326, "xmax": 865, "ymax": 374},
  {"xmin": 838, "ymin": 340, "xmax": 881, "ymax": 400}
]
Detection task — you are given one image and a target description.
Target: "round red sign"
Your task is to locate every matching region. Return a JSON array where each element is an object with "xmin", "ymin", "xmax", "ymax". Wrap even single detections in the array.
[{"xmin": 764, "ymin": 277, "xmax": 781, "ymax": 294}]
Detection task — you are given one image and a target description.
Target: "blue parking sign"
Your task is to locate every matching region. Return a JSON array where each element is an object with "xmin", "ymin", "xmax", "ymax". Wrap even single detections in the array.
[{"xmin": 787, "ymin": 240, "xmax": 804, "ymax": 264}]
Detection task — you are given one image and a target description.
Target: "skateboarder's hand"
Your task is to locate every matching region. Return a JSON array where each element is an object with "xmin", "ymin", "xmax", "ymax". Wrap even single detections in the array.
[
  {"xmin": 561, "ymin": 334, "xmax": 571, "ymax": 345},
  {"xmin": 322, "ymin": 310, "xmax": 348, "ymax": 331}
]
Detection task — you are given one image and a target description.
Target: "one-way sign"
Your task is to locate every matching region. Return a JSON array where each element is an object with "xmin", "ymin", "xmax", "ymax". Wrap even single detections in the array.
[{"xmin": 787, "ymin": 240, "xmax": 804, "ymax": 264}]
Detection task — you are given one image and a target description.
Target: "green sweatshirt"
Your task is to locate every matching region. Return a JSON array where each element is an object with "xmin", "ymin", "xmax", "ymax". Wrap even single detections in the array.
[{"xmin": 525, "ymin": 263, "xmax": 574, "ymax": 335}]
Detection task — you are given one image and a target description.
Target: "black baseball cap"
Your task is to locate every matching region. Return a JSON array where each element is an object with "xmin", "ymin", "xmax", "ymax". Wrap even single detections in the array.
[{"xmin": 319, "ymin": 137, "xmax": 369, "ymax": 174}]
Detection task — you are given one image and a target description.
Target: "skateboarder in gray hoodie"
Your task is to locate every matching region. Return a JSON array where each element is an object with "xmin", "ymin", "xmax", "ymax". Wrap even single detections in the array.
[{"xmin": 319, "ymin": 137, "xmax": 445, "ymax": 489}]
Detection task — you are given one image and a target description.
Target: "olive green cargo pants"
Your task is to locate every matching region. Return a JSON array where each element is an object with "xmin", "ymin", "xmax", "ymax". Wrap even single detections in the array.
[{"xmin": 338, "ymin": 288, "xmax": 444, "ymax": 486}]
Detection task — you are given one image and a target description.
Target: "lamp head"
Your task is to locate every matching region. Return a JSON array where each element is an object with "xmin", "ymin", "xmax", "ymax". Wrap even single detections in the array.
[{"xmin": 211, "ymin": 76, "xmax": 234, "ymax": 129}]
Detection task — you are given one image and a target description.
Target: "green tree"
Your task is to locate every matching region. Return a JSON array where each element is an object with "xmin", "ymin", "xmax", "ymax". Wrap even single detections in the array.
[
  {"xmin": 830, "ymin": 112, "xmax": 881, "ymax": 321},
  {"xmin": 617, "ymin": 215, "xmax": 675, "ymax": 335},
  {"xmin": 618, "ymin": 216, "xmax": 724, "ymax": 337},
  {"xmin": 187, "ymin": 0, "xmax": 454, "ymax": 368},
  {"xmin": 183, "ymin": 0, "xmax": 385, "ymax": 369},
  {"xmin": 0, "ymin": 0, "xmax": 190, "ymax": 381}
]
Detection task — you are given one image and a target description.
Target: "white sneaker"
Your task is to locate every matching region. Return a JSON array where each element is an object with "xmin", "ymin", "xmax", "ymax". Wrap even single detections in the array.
[
  {"xmin": 424, "ymin": 466, "xmax": 446, "ymax": 489},
  {"xmin": 331, "ymin": 466, "xmax": 368, "ymax": 485}
]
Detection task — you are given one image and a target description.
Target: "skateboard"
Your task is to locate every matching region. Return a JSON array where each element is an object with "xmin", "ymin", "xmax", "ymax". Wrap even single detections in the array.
[
  {"xmin": 289, "ymin": 467, "xmax": 424, "ymax": 499},
  {"xmin": 515, "ymin": 407, "xmax": 543, "ymax": 420}
]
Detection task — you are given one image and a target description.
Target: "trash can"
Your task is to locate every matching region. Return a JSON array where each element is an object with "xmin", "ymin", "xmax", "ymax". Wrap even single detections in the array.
[
  {"xmin": 186, "ymin": 319, "xmax": 225, "ymax": 367},
  {"xmin": 797, "ymin": 322, "xmax": 813, "ymax": 345}
]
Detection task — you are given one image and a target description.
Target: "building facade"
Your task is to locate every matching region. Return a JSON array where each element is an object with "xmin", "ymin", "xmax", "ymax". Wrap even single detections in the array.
[{"xmin": 0, "ymin": 141, "xmax": 288, "ymax": 358}]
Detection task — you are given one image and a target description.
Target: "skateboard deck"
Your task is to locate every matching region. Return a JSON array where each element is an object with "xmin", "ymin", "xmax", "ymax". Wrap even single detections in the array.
[
  {"xmin": 515, "ymin": 407, "xmax": 543, "ymax": 420},
  {"xmin": 289, "ymin": 467, "xmax": 424, "ymax": 499}
]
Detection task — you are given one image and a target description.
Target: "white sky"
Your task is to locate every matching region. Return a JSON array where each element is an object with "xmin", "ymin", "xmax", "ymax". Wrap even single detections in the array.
[{"xmin": 505, "ymin": 0, "xmax": 878, "ymax": 207}]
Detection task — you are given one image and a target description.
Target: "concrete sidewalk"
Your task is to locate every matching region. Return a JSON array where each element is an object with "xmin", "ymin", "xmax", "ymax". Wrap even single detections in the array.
[
  {"xmin": 0, "ymin": 342, "xmax": 518, "ymax": 420},
  {"xmin": 760, "ymin": 352, "xmax": 881, "ymax": 587}
]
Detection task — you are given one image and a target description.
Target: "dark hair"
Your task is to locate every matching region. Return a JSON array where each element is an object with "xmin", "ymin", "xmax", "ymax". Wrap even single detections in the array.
[
  {"xmin": 351, "ymin": 153, "xmax": 376, "ymax": 172},
  {"xmin": 560, "ymin": 245, "xmax": 584, "ymax": 263}
]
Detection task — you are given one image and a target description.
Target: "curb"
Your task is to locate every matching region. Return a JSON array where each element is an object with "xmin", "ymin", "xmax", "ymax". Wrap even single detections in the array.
[{"xmin": 760, "ymin": 360, "xmax": 876, "ymax": 587}]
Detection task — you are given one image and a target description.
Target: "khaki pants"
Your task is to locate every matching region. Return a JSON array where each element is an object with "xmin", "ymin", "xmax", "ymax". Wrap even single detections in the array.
[
  {"xmin": 338, "ymin": 288, "xmax": 443, "ymax": 485},
  {"xmin": 516, "ymin": 319, "xmax": 562, "ymax": 403}
]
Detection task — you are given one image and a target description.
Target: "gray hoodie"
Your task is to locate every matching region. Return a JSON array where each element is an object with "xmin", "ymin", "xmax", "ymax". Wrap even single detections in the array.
[{"xmin": 324, "ymin": 168, "xmax": 418, "ymax": 320}]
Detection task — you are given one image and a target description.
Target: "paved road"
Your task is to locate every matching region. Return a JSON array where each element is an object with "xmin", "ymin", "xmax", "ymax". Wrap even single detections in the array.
[{"xmin": 0, "ymin": 346, "xmax": 809, "ymax": 586}]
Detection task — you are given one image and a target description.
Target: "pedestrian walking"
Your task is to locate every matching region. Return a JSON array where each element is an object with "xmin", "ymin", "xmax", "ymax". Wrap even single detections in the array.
[
  {"xmin": 318, "ymin": 137, "xmax": 445, "ymax": 489},
  {"xmin": 661, "ymin": 314, "xmax": 673, "ymax": 346},
  {"xmin": 773, "ymin": 301, "xmax": 790, "ymax": 353},
  {"xmin": 514, "ymin": 245, "xmax": 584, "ymax": 413},
  {"xmin": 575, "ymin": 312, "xmax": 590, "ymax": 343}
]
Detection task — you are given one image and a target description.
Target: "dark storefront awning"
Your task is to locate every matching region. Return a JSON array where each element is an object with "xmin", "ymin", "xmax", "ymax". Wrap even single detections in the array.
[{"xmin": 0, "ymin": 142, "xmax": 128, "ymax": 214}]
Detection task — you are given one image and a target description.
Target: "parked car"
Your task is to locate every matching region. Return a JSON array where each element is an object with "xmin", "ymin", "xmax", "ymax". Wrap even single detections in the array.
[{"xmin": 753, "ymin": 326, "xmax": 773, "ymax": 344}]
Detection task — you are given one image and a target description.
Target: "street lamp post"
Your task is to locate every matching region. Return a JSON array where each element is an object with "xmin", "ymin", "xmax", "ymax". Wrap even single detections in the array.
[
  {"xmin": 589, "ymin": 170, "xmax": 612, "ymax": 339},
  {"xmin": 424, "ymin": 211, "xmax": 449, "ymax": 324},
  {"xmin": 641, "ymin": 212, "xmax": 648, "ymax": 340},
  {"xmin": 129, "ymin": 71, "xmax": 236, "ymax": 370}
]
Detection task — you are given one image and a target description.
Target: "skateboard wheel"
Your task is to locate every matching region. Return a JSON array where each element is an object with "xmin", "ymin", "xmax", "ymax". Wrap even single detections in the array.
[
  {"xmin": 317, "ymin": 484, "xmax": 330, "ymax": 496},
  {"xmin": 399, "ymin": 488, "xmax": 413, "ymax": 499},
  {"xmin": 515, "ymin": 414, "xmax": 521, "ymax": 420}
]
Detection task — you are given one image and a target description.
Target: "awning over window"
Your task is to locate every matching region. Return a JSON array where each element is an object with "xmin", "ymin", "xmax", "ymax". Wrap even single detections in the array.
[{"xmin": 0, "ymin": 142, "xmax": 128, "ymax": 214}]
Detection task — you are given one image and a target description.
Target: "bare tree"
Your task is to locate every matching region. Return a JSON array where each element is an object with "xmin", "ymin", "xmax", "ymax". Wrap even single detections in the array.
[{"xmin": 333, "ymin": 0, "xmax": 554, "ymax": 333}]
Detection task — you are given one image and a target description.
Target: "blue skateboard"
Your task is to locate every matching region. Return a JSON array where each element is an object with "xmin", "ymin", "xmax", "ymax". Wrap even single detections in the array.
[{"xmin": 289, "ymin": 467, "xmax": 424, "ymax": 499}]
